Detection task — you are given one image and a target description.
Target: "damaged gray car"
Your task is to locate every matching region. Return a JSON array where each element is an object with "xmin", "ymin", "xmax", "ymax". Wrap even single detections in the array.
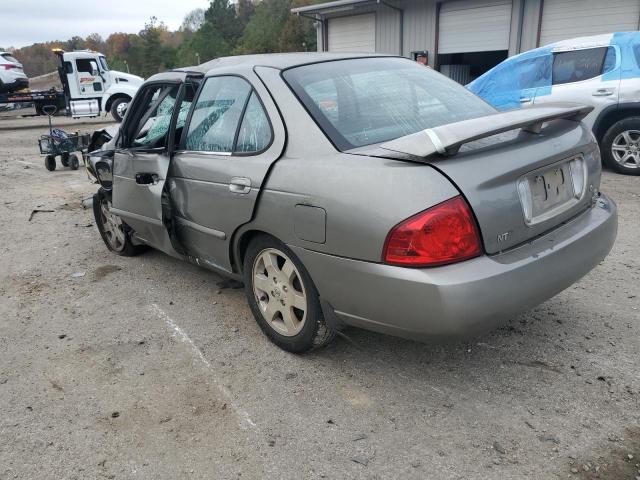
[{"xmin": 89, "ymin": 54, "xmax": 617, "ymax": 353}]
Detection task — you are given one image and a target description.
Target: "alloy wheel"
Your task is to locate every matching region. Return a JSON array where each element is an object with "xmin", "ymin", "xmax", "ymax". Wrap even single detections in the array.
[
  {"xmin": 116, "ymin": 101, "xmax": 129, "ymax": 120},
  {"xmin": 251, "ymin": 248, "xmax": 307, "ymax": 337},
  {"xmin": 99, "ymin": 197, "xmax": 126, "ymax": 252},
  {"xmin": 611, "ymin": 130, "xmax": 640, "ymax": 169}
]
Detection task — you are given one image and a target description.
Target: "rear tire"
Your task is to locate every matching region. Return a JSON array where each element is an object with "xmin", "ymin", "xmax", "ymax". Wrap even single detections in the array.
[
  {"xmin": 93, "ymin": 188, "xmax": 147, "ymax": 256},
  {"xmin": 61, "ymin": 152, "xmax": 70, "ymax": 167},
  {"xmin": 243, "ymin": 234, "xmax": 335, "ymax": 353},
  {"xmin": 44, "ymin": 155, "xmax": 56, "ymax": 171},
  {"xmin": 600, "ymin": 117, "xmax": 640, "ymax": 175}
]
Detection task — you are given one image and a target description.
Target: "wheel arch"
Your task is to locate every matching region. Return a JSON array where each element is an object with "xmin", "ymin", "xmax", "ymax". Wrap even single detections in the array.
[
  {"xmin": 593, "ymin": 103, "xmax": 640, "ymax": 143},
  {"xmin": 231, "ymin": 227, "xmax": 280, "ymax": 275},
  {"xmin": 104, "ymin": 93, "xmax": 132, "ymax": 113}
]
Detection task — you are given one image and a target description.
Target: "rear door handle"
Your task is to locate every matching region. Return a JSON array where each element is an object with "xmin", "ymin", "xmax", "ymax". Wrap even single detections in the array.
[
  {"xmin": 135, "ymin": 172, "xmax": 159, "ymax": 185},
  {"xmin": 592, "ymin": 88, "xmax": 614, "ymax": 97},
  {"xmin": 519, "ymin": 97, "xmax": 532, "ymax": 104},
  {"xmin": 229, "ymin": 177, "xmax": 251, "ymax": 194}
]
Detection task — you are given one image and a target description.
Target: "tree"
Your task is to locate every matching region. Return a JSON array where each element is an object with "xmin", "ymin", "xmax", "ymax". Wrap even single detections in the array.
[
  {"xmin": 138, "ymin": 17, "xmax": 178, "ymax": 77},
  {"xmin": 204, "ymin": 0, "xmax": 243, "ymax": 48},
  {"xmin": 85, "ymin": 33, "xmax": 105, "ymax": 52},
  {"xmin": 234, "ymin": 0, "xmax": 291, "ymax": 54},
  {"xmin": 181, "ymin": 8, "xmax": 206, "ymax": 32},
  {"xmin": 278, "ymin": 0, "xmax": 318, "ymax": 52}
]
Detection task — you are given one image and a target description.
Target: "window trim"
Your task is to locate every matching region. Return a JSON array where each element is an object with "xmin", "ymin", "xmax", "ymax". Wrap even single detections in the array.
[
  {"xmin": 551, "ymin": 46, "xmax": 617, "ymax": 86},
  {"xmin": 178, "ymin": 73, "xmax": 274, "ymax": 157}
]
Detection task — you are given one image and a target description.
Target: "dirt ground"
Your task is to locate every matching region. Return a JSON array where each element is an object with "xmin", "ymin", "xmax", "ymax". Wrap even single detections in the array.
[{"xmin": 0, "ymin": 117, "xmax": 639, "ymax": 480}]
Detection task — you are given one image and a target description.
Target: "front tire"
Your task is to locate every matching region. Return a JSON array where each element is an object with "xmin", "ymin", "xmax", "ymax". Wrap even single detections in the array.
[
  {"xmin": 243, "ymin": 235, "xmax": 334, "ymax": 353},
  {"xmin": 110, "ymin": 97, "xmax": 129, "ymax": 123},
  {"xmin": 601, "ymin": 117, "xmax": 640, "ymax": 175},
  {"xmin": 93, "ymin": 188, "xmax": 147, "ymax": 256}
]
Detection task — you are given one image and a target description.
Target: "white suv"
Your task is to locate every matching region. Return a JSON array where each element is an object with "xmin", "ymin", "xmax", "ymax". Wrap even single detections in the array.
[
  {"xmin": 469, "ymin": 32, "xmax": 640, "ymax": 175},
  {"xmin": 0, "ymin": 52, "xmax": 29, "ymax": 94}
]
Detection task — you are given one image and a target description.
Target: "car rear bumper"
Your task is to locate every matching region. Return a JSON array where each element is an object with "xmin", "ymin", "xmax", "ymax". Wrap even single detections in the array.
[
  {"xmin": 290, "ymin": 194, "xmax": 617, "ymax": 340},
  {"xmin": 0, "ymin": 77, "xmax": 29, "ymax": 92}
]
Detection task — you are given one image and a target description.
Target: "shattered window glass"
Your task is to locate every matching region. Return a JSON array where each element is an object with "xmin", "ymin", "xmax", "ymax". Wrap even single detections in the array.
[
  {"xmin": 185, "ymin": 76, "xmax": 251, "ymax": 153},
  {"xmin": 131, "ymin": 84, "xmax": 180, "ymax": 148},
  {"xmin": 235, "ymin": 93, "xmax": 271, "ymax": 153}
]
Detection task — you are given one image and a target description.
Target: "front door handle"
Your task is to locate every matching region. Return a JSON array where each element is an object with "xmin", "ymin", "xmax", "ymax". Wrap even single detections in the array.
[
  {"xmin": 135, "ymin": 172, "xmax": 159, "ymax": 185},
  {"xmin": 520, "ymin": 97, "xmax": 532, "ymax": 104},
  {"xmin": 229, "ymin": 177, "xmax": 251, "ymax": 194},
  {"xmin": 592, "ymin": 88, "xmax": 614, "ymax": 97}
]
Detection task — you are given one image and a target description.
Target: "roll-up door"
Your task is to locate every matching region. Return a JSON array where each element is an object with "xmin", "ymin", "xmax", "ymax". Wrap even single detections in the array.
[
  {"xmin": 439, "ymin": 0, "xmax": 512, "ymax": 54},
  {"xmin": 539, "ymin": 0, "xmax": 640, "ymax": 47},
  {"xmin": 328, "ymin": 14, "xmax": 376, "ymax": 53}
]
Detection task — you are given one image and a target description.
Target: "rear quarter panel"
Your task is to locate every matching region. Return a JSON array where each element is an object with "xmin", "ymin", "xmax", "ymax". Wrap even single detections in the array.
[
  {"xmin": 239, "ymin": 66, "xmax": 459, "ymax": 263},
  {"xmin": 248, "ymin": 154, "xmax": 460, "ymax": 262}
]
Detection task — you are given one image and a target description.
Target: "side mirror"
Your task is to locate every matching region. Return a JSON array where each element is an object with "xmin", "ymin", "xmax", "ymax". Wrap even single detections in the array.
[{"xmin": 90, "ymin": 61, "xmax": 99, "ymax": 76}]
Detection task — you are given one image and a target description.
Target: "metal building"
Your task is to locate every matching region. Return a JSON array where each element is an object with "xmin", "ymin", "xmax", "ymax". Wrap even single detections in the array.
[{"xmin": 292, "ymin": 0, "xmax": 640, "ymax": 82}]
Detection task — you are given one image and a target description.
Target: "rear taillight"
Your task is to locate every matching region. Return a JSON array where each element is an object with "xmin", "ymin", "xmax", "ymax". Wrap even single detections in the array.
[
  {"xmin": 383, "ymin": 196, "xmax": 483, "ymax": 267},
  {"xmin": 1, "ymin": 64, "xmax": 18, "ymax": 70}
]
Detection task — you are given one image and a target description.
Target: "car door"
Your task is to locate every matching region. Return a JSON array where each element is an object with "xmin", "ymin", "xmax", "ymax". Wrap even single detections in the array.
[
  {"xmin": 534, "ymin": 46, "xmax": 621, "ymax": 128},
  {"xmin": 111, "ymin": 75, "xmax": 195, "ymax": 257},
  {"xmin": 75, "ymin": 57, "xmax": 105, "ymax": 97},
  {"xmin": 168, "ymin": 67, "xmax": 286, "ymax": 273}
]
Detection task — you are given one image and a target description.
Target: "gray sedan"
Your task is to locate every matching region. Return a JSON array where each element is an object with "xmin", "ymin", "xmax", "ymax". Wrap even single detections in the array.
[{"xmin": 89, "ymin": 54, "xmax": 617, "ymax": 353}]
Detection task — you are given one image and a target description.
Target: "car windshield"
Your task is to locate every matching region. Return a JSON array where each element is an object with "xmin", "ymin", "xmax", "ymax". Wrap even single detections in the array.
[
  {"xmin": 283, "ymin": 57, "xmax": 496, "ymax": 150},
  {"xmin": 99, "ymin": 56, "xmax": 110, "ymax": 71}
]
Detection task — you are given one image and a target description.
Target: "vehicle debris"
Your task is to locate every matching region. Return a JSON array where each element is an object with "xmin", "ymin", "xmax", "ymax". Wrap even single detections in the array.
[{"xmin": 28, "ymin": 208, "xmax": 54, "ymax": 221}]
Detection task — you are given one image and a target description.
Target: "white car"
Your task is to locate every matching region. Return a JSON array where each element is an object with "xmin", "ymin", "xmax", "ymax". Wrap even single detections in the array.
[
  {"xmin": 0, "ymin": 52, "xmax": 29, "ymax": 93},
  {"xmin": 469, "ymin": 32, "xmax": 640, "ymax": 175}
]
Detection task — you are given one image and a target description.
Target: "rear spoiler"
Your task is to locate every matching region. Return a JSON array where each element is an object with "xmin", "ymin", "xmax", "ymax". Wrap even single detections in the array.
[{"xmin": 380, "ymin": 103, "xmax": 594, "ymax": 158}]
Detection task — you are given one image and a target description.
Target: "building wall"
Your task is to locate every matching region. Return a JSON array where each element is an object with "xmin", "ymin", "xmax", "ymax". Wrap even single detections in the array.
[{"xmin": 315, "ymin": 0, "xmax": 639, "ymax": 62}]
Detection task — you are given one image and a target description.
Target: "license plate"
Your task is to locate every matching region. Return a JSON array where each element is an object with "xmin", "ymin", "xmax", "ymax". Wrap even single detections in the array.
[{"xmin": 518, "ymin": 161, "xmax": 577, "ymax": 225}]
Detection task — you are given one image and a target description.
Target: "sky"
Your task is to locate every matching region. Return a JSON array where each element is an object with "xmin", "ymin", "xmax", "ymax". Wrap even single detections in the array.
[{"xmin": 0, "ymin": 0, "xmax": 211, "ymax": 48}]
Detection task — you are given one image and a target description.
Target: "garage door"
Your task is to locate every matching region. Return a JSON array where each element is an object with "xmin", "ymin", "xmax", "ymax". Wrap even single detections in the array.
[
  {"xmin": 439, "ymin": 0, "xmax": 512, "ymax": 54},
  {"xmin": 540, "ymin": 0, "xmax": 640, "ymax": 47},
  {"xmin": 328, "ymin": 14, "xmax": 375, "ymax": 53}
]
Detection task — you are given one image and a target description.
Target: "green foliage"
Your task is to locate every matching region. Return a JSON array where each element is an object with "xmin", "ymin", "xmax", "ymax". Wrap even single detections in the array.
[{"xmin": 7, "ymin": 0, "xmax": 319, "ymax": 79}]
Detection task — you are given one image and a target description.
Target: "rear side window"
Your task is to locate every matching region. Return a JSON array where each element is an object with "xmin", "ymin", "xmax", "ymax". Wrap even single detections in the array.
[
  {"xmin": 284, "ymin": 57, "xmax": 496, "ymax": 150},
  {"xmin": 1, "ymin": 53, "xmax": 19, "ymax": 64},
  {"xmin": 184, "ymin": 76, "xmax": 271, "ymax": 154},
  {"xmin": 552, "ymin": 47, "xmax": 613, "ymax": 85},
  {"xmin": 235, "ymin": 93, "xmax": 271, "ymax": 153}
]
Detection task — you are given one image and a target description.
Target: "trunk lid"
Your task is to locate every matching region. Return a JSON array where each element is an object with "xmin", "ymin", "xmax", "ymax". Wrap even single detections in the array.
[{"xmin": 350, "ymin": 105, "xmax": 601, "ymax": 254}]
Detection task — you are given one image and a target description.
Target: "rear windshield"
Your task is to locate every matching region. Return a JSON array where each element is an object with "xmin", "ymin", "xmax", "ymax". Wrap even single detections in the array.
[
  {"xmin": 283, "ymin": 57, "xmax": 496, "ymax": 150},
  {"xmin": 1, "ymin": 53, "xmax": 19, "ymax": 64}
]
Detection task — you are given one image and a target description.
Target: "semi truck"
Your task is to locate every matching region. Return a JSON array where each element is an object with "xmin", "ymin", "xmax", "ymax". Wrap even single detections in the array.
[{"xmin": 0, "ymin": 49, "xmax": 143, "ymax": 122}]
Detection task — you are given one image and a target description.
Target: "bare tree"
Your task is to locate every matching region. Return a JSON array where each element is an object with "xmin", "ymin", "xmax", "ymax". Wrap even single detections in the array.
[{"xmin": 181, "ymin": 8, "xmax": 206, "ymax": 32}]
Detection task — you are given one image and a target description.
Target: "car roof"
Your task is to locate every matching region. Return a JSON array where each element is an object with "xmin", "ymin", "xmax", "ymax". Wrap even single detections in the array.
[
  {"xmin": 549, "ymin": 31, "xmax": 640, "ymax": 52},
  {"xmin": 175, "ymin": 52, "xmax": 394, "ymax": 74},
  {"xmin": 550, "ymin": 33, "xmax": 614, "ymax": 51}
]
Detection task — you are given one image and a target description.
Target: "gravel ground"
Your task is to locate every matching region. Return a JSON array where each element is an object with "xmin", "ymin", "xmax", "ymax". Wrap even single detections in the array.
[{"xmin": 0, "ymin": 119, "xmax": 639, "ymax": 480}]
